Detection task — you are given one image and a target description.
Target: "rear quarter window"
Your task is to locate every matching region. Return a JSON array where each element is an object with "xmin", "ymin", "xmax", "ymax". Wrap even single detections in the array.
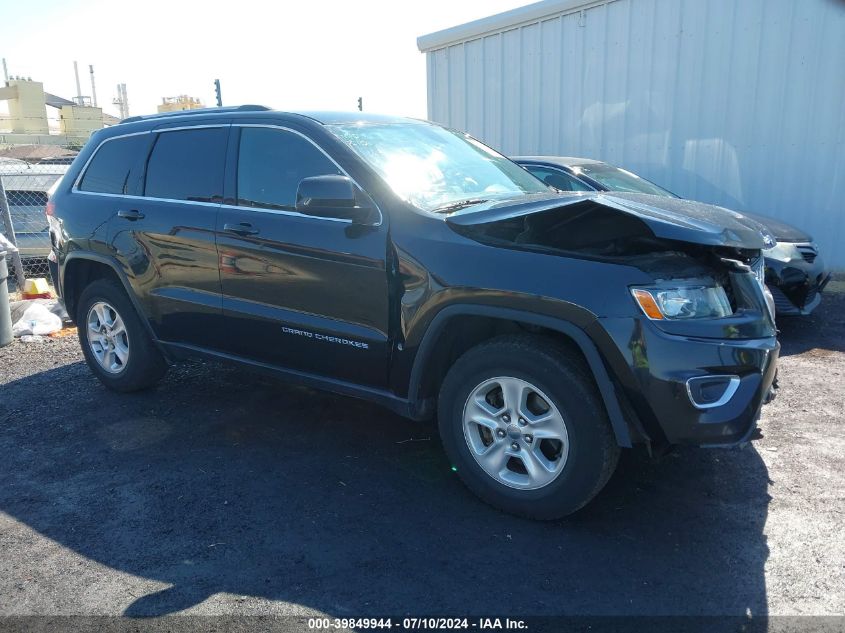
[{"xmin": 78, "ymin": 134, "xmax": 149, "ymax": 194}]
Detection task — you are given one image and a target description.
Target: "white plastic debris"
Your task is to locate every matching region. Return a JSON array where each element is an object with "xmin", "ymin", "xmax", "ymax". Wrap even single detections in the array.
[
  {"xmin": 12, "ymin": 303, "xmax": 62, "ymax": 337},
  {"xmin": 19, "ymin": 335, "xmax": 47, "ymax": 343},
  {"xmin": 9, "ymin": 299, "xmax": 69, "ymax": 324}
]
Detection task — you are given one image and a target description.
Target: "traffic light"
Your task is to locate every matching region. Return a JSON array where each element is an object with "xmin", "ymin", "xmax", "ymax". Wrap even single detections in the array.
[
  {"xmin": 357, "ymin": 97, "xmax": 362, "ymax": 112},
  {"xmin": 214, "ymin": 79, "xmax": 222, "ymax": 107}
]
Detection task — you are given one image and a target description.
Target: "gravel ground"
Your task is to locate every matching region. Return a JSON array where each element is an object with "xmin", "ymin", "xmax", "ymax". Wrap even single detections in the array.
[{"xmin": 0, "ymin": 284, "xmax": 843, "ymax": 618}]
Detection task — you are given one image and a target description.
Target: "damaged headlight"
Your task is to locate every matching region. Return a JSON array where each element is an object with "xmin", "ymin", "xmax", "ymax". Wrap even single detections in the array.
[
  {"xmin": 631, "ymin": 282, "xmax": 733, "ymax": 320},
  {"xmin": 763, "ymin": 241, "xmax": 798, "ymax": 262}
]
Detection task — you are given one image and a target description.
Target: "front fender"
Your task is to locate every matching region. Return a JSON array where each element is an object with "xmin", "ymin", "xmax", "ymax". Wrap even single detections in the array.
[{"xmin": 402, "ymin": 303, "xmax": 633, "ymax": 447}]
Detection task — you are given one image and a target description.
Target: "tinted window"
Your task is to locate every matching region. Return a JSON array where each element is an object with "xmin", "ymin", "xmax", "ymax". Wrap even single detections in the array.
[
  {"xmin": 575, "ymin": 164, "xmax": 675, "ymax": 197},
  {"xmin": 78, "ymin": 135, "xmax": 148, "ymax": 194},
  {"xmin": 145, "ymin": 127, "xmax": 228, "ymax": 202},
  {"xmin": 524, "ymin": 166, "xmax": 593, "ymax": 192},
  {"xmin": 237, "ymin": 128, "xmax": 342, "ymax": 210}
]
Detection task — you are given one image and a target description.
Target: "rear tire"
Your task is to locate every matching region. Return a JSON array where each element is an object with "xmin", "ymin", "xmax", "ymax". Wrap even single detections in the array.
[
  {"xmin": 438, "ymin": 334, "xmax": 620, "ymax": 520},
  {"xmin": 77, "ymin": 278, "xmax": 167, "ymax": 392}
]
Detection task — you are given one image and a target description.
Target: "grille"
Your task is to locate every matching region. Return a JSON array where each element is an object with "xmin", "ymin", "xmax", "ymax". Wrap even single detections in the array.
[
  {"xmin": 769, "ymin": 286, "xmax": 795, "ymax": 312},
  {"xmin": 769, "ymin": 285, "xmax": 795, "ymax": 312},
  {"xmin": 796, "ymin": 244, "xmax": 818, "ymax": 263}
]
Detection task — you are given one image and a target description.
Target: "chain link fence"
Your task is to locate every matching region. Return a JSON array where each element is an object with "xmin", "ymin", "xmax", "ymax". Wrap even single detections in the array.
[{"xmin": 0, "ymin": 157, "xmax": 72, "ymax": 293}]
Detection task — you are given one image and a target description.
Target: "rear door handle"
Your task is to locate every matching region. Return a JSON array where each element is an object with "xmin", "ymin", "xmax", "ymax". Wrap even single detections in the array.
[
  {"xmin": 223, "ymin": 222, "xmax": 259, "ymax": 236},
  {"xmin": 117, "ymin": 209, "xmax": 145, "ymax": 221}
]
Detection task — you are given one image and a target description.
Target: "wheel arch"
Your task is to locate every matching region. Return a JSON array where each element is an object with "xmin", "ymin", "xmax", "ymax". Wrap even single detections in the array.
[
  {"xmin": 407, "ymin": 305, "xmax": 634, "ymax": 448},
  {"xmin": 62, "ymin": 252, "xmax": 164, "ymax": 353}
]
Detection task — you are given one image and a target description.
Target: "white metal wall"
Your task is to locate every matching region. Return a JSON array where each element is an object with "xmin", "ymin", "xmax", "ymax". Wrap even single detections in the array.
[{"xmin": 422, "ymin": 0, "xmax": 845, "ymax": 268}]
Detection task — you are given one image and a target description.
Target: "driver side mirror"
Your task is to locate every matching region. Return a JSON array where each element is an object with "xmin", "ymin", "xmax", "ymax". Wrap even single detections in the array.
[{"xmin": 295, "ymin": 175, "xmax": 377, "ymax": 224}]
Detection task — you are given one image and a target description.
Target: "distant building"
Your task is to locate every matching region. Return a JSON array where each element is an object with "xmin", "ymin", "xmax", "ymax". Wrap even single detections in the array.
[
  {"xmin": 0, "ymin": 77, "xmax": 115, "ymax": 148},
  {"xmin": 157, "ymin": 96, "xmax": 205, "ymax": 113}
]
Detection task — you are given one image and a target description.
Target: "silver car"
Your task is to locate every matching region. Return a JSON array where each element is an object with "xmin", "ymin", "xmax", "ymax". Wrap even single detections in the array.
[{"xmin": 0, "ymin": 163, "xmax": 68, "ymax": 266}]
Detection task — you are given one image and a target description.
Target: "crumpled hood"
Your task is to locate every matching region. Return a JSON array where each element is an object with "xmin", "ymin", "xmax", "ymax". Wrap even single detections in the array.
[{"xmin": 445, "ymin": 192, "xmax": 775, "ymax": 250}]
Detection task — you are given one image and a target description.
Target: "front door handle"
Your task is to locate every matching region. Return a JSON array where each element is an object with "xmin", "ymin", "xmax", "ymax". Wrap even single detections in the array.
[
  {"xmin": 223, "ymin": 222, "xmax": 259, "ymax": 236},
  {"xmin": 117, "ymin": 209, "xmax": 145, "ymax": 221}
]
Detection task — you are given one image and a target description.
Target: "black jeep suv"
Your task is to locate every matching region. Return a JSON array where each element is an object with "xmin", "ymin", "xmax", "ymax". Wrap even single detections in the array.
[{"xmin": 49, "ymin": 106, "xmax": 779, "ymax": 519}]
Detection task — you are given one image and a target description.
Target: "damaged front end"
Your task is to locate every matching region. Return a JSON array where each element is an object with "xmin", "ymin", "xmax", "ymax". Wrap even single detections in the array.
[
  {"xmin": 446, "ymin": 192, "xmax": 776, "ymax": 331},
  {"xmin": 445, "ymin": 192, "xmax": 779, "ymax": 447}
]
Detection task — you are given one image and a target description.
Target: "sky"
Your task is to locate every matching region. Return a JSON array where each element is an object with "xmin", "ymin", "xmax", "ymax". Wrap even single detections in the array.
[{"xmin": 1, "ymin": 0, "xmax": 528, "ymax": 119}]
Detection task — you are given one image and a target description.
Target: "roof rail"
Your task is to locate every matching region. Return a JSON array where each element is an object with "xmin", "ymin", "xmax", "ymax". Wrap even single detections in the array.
[{"xmin": 120, "ymin": 104, "xmax": 271, "ymax": 124}]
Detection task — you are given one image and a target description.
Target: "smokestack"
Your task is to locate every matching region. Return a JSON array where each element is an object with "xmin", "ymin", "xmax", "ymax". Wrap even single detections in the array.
[
  {"xmin": 113, "ymin": 83, "xmax": 129, "ymax": 119},
  {"xmin": 89, "ymin": 64, "xmax": 97, "ymax": 107},
  {"xmin": 73, "ymin": 61, "xmax": 82, "ymax": 105},
  {"xmin": 1, "ymin": 58, "xmax": 8, "ymax": 84}
]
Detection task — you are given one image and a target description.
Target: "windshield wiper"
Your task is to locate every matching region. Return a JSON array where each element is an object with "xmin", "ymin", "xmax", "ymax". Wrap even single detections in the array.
[{"xmin": 432, "ymin": 198, "xmax": 490, "ymax": 213}]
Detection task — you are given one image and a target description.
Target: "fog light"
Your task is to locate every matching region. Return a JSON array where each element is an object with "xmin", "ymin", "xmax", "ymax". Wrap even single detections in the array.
[{"xmin": 686, "ymin": 375, "xmax": 741, "ymax": 410}]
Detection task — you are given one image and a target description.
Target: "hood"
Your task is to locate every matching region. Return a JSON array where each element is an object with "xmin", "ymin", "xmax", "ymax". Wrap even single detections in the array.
[
  {"xmin": 742, "ymin": 211, "xmax": 812, "ymax": 243},
  {"xmin": 444, "ymin": 192, "xmax": 774, "ymax": 250}
]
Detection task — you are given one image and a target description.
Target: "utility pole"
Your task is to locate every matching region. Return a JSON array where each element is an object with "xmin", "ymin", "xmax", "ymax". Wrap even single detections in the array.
[
  {"xmin": 357, "ymin": 96, "xmax": 362, "ymax": 112},
  {"xmin": 214, "ymin": 79, "xmax": 222, "ymax": 107},
  {"xmin": 0, "ymin": 178, "xmax": 25, "ymax": 289}
]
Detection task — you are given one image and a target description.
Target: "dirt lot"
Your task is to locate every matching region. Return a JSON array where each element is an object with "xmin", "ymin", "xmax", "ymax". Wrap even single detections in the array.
[{"xmin": 0, "ymin": 284, "xmax": 843, "ymax": 619}]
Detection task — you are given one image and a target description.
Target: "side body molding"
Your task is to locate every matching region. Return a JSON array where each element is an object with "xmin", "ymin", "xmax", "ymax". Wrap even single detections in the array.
[{"xmin": 406, "ymin": 304, "xmax": 633, "ymax": 447}]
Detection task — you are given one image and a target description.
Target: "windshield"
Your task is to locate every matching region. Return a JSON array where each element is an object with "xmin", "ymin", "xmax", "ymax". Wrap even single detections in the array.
[
  {"xmin": 574, "ymin": 164, "xmax": 675, "ymax": 197},
  {"xmin": 328, "ymin": 121, "xmax": 549, "ymax": 212}
]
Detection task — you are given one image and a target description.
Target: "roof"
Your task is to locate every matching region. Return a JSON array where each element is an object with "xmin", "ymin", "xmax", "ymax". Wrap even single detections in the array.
[
  {"xmin": 296, "ymin": 111, "xmax": 419, "ymax": 125},
  {"xmin": 117, "ymin": 106, "xmax": 417, "ymax": 128},
  {"xmin": 513, "ymin": 155, "xmax": 606, "ymax": 167},
  {"xmin": 102, "ymin": 113, "xmax": 122, "ymax": 126},
  {"xmin": 417, "ymin": 0, "xmax": 606, "ymax": 52},
  {"xmin": 44, "ymin": 93, "xmax": 76, "ymax": 109},
  {"xmin": 119, "ymin": 104, "xmax": 272, "ymax": 124},
  {"xmin": 0, "ymin": 145, "xmax": 78, "ymax": 161}
]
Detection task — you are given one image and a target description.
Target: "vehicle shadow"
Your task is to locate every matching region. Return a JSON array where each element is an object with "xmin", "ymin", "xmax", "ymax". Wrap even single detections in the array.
[
  {"xmin": 0, "ymin": 359, "xmax": 771, "ymax": 617},
  {"xmin": 777, "ymin": 287, "xmax": 845, "ymax": 357}
]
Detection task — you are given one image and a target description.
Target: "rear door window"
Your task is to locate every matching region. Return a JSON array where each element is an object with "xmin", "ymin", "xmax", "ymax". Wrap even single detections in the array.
[
  {"xmin": 144, "ymin": 127, "xmax": 228, "ymax": 202},
  {"xmin": 78, "ymin": 134, "xmax": 149, "ymax": 194}
]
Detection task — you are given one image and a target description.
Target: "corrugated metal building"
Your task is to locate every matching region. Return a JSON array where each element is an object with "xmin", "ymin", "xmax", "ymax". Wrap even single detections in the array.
[{"xmin": 418, "ymin": 0, "xmax": 845, "ymax": 268}]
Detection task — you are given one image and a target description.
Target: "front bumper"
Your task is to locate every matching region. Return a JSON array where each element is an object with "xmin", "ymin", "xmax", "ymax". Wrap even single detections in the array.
[
  {"xmin": 768, "ymin": 273, "xmax": 830, "ymax": 316},
  {"xmin": 765, "ymin": 245, "xmax": 829, "ymax": 316},
  {"xmin": 597, "ymin": 317, "xmax": 779, "ymax": 447}
]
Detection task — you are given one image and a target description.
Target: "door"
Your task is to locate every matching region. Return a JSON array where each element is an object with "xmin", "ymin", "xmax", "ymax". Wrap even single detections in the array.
[
  {"xmin": 108, "ymin": 125, "xmax": 229, "ymax": 348},
  {"xmin": 216, "ymin": 125, "xmax": 390, "ymax": 387}
]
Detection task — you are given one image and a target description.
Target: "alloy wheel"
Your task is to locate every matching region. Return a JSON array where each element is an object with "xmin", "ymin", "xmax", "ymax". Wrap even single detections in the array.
[
  {"xmin": 86, "ymin": 301, "xmax": 130, "ymax": 374},
  {"xmin": 462, "ymin": 376, "xmax": 569, "ymax": 490}
]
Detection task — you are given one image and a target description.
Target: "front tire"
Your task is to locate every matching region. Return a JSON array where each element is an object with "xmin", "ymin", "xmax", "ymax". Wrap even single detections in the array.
[
  {"xmin": 77, "ymin": 278, "xmax": 167, "ymax": 392},
  {"xmin": 438, "ymin": 335, "xmax": 620, "ymax": 520}
]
